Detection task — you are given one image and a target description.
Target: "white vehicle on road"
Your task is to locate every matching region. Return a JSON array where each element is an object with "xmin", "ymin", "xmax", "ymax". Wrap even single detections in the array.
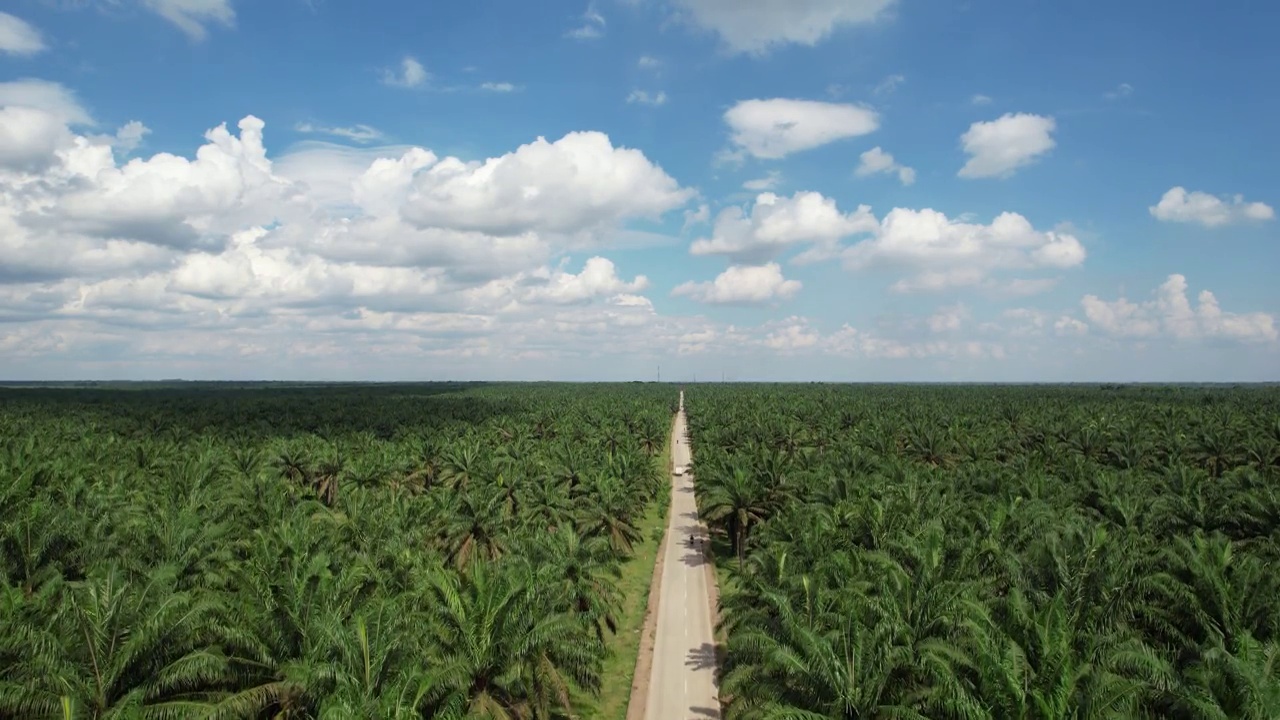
[{"xmin": 673, "ymin": 465, "xmax": 686, "ymax": 476}]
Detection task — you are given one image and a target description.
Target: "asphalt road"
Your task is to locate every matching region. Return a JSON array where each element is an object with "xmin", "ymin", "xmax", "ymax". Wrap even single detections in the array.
[{"xmin": 642, "ymin": 391, "xmax": 720, "ymax": 720}]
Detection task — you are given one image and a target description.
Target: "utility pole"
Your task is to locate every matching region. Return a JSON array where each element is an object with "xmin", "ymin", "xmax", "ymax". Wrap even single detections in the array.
[{"xmin": 657, "ymin": 364, "xmax": 660, "ymax": 382}]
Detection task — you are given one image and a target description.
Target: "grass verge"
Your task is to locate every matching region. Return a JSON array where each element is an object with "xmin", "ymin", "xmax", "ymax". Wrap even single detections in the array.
[{"xmin": 576, "ymin": 418, "xmax": 674, "ymax": 720}]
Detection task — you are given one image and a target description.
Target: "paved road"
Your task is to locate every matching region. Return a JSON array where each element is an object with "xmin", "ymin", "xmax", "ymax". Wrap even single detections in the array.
[{"xmin": 643, "ymin": 391, "xmax": 720, "ymax": 720}]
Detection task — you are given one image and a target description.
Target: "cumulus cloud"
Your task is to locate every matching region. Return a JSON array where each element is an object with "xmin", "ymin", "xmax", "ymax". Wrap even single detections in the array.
[
  {"xmin": 398, "ymin": 131, "xmax": 694, "ymax": 236},
  {"xmin": 1081, "ymin": 274, "xmax": 1277, "ymax": 343},
  {"xmin": 669, "ymin": 0, "xmax": 896, "ymax": 54},
  {"xmin": 53, "ymin": 116, "xmax": 297, "ymax": 250},
  {"xmin": 958, "ymin": 113, "xmax": 1056, "ymax": 179},
  {"xmin": 626, "ymin": 89, "xmax": 667, "ymax": 106},
  {"xmin": 724, "ymin": 98, "xmax": 879, "ymax": 159},
  {"xmin": 686, "ymin": 193, "xmax": 1080, "ymax": 293},
  {"xmin": 0, "ymin": 106, "xmax": 74, "ymax": 171},
  {"xmin": 0, "ymin": 79, "xmax": 93, "ymax": 126},
  {"xmin": 638, "ymin": 55, "xmax": 661, "ymax": 69},
  {"xmin": 0, "ymin": 85, "xmax": 694, "ymax": 338},
  {"xmin": 522, "ymin": 257, "xmax": 649, "ymax": 305},
  {"xmin": 110, "ymin": 121, "xmax": 152, "ymax": 153},
  {"xmin": 480, "ymin": 82, "xmax": 517, "ymax": 92},
  {"xmin": 842, "ymin": 208, "xmax": 1086, "ymax": 292},
  {"xmin": 271, "ymin": 141, "xmax": 421, "ymax": 211},
  {"xmin": 690, "ymin": 191, "xmax": 877, "ymax": 264},
  {"xmin": 672, "ymin": 263, "xmax": 801, "ymax": 304},
  {"xmin": 141, "ymin": 0, "xmax": 235, "ymax": 40},
  {"xmin": 0, "ymin": 98, "xmax": 707, "ymax": 378},
  {"xmin": 1149, "ymin": 187, "xmax": 1275, "ymax": 227},
  {"xmin": 855, "ymin": 146, "xmax": 915, "ymax": 185},
  {"xmin": 382, "ymin": 56, "xmax": 429, "ymax": 88},
  {"xmin": 0, "ymin": 12, "xmax": 45, "ymax": 55}
]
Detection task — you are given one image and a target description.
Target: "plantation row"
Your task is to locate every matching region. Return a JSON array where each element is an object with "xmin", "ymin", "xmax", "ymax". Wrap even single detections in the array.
[
  {"xmin": 0, "ymin": 383, "xmax": 676, "ymax": 719},
  {"xmin": 685, "ymin": 384, "xmax": 1280, "ymax": 720}
]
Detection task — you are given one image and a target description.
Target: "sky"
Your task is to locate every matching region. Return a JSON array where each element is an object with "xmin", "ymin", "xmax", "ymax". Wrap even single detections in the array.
[{"xmin": 1, "ymin": 0, "xmax": 1278, "ymax": 382}]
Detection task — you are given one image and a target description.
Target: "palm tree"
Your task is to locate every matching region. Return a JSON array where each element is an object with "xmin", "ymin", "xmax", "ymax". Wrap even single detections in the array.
[
  {"xmin": 0, "ymin": 564, "xmax": 232, "ymax": 718},
  {"xmin": 528, "ymin": 528, "xmax": 623, "ymax": 643},
  {"xmin": 1180, "ymin": 632, "xmax": 1280, "ymax": 720},
  {"xmin": 417, "ymin": 561, "xmax": 603, "ymax": 718},
  {"xmin": 698, "ymin": 465, "xmax": 770, "ymax": 566}
]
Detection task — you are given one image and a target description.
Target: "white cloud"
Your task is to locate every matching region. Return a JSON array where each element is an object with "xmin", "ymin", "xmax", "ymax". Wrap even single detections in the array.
[
  {"xmin": 638, "ymin": 55, "xmax": 661, "ymax": 69},
  {"xmin": 690, "ymin": 191, "xmax": 877, "ymax": 264},
  {"xmin": 854, "ymin": 146, "xmax": 915, "ymax": 185},
  {"xmin": 566, "ymin": 3, "xmax": 606, "ymax": 39},
  {"xmin": 295, "ymin": 122, "xmax": 385, "ymax": 144},
  {"xmin": 114, "ymin": 121, "xmax": 151, "ymax": 152},
  {"xmin": 398, "ymin": 131, "xmax": 694, "ymax": 236},
  {"xmin": 1149, "ymin": 187, "xmax": 1275, "ymax": 227},
  {"xmin": 0, "ymin": 110, "xmax": 300, "ymax": 284},
  {"xmin": 521, "ymin": 257, "xmax": 649, "ymax": 305},
  {"xmin": 970, "ymin": 94, "xmax": 992, "ymax": 105},
  {"xmin": 0, "ymin": 12, "xmax": 46, "ymax": 55},
  {"xmin": 1055, "ymin": 316, "xmax": 1088, "ymax": 336},
  {"xmin": 724, "ymin": 98, "xmax": 879, "ymax": 159},
  {"xmin": 382, "ymin": 56, "xmax": 429, "ymax": 88},
  {"xmin": 761, "ymin": 318, "xmax": 821, "ymax": 352},
  {"xmin": 141, "ymin": 0, "xmax": 235, "ymax": 40},
  {"xmin": 683, "ymin": 203, "xmax": 710, "ymax": 230},
  {"xmin": 626, "ymin": 89, "xmax": 667, "ymax": 106},
  {"xmin": 271, "ymin": 141, "xmax": 421, "ymax": 211},
  {"xmin": 672, "ymin": 263, "xmax": 801, "ymax": 304},
  {"xmin": 47, "ymin": 116, "xmax": 296, "ymax": 251},
  {"xmin": 7, "ymin": 77, "xmax": 1272, "ymax": 381},
  {"xmin": 873, "ymin": 73, "xmax": 905, "ymax": 95},
  {"xmin": 842, "ymin": 208, "xmax": 1086, "ymax": 292},
  {"xmin": 742, "ymin": 170, "xmax": 781, "ymax": 191},
  {"xmin": 757, "ymin": 316, "xmax": 1007, "ymax": 361},
  {"xmin": 669, "ymin": 0, "xmax": 896, "ymax": 55},
  {"xmin": 927, "ymin": 303, "xmax": 969, "ymax": 333},
  {"xmin": 1081, "ymin": 274, "xmax": 1277, "ymax": 343},
  {"xmin": 958, "ymin": 113, "xmax": 1056, "ymax": 179},
  {"xmin": 0, "ymin": 79, "xmax": 93, "ymax": 126},
  {"xmin": 480, "ymin": 82, "xmax": 517, "ymax": 92},
  {"xmin": 1104, "ymin": 83, "xmax": 1133, "ymax": 100},
  {"xmin": 0, "ymin": 106, "xmax": 74, "ymax": 171},
  {"xmin": 0, "ymin": 88, "xmax": 692, "ymax": 312}
]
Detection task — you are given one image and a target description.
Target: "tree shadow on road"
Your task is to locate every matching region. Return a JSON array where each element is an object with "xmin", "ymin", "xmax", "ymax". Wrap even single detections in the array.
[
  {"xmin": 685, "ymin": 642, "xmax": 718, "ymax": 672},
  {"xmin": 687, "ymin": 706, "xmax": 721, "ymax": 719},
  {"xmin": 679, "ymin": 550, "xmax": 712, "ymax": 567}
]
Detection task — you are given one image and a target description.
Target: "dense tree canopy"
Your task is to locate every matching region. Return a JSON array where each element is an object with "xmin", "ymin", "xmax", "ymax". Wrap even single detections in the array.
[
  {"xmin": 686, "ymin": 384, "xmax": 1280, "ymax": 720},
  {"xmin": 0, "ymin": 382, "xmax": 673, "ymax": 719}
]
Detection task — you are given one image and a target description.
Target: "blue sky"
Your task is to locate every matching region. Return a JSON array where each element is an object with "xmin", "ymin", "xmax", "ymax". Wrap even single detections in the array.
[{"xmin": 1, "ymin": 0, "xmax": 1277, "ymax": 381}]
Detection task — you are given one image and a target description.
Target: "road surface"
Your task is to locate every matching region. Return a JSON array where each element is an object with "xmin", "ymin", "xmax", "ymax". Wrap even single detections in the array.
[{"xmin": 643, "ymin": 391, "xmax": 720, "ymax": 720}]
